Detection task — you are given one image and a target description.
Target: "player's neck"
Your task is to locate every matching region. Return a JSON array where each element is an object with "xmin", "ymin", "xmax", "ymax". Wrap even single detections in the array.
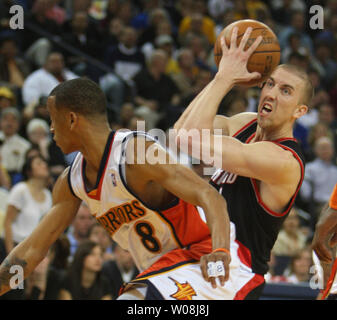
[
  {"xmin": 254, "ymin": 125, "xmax": 293, "ymax": 142},
  {"xmin": 79, "ymin": 125, "xmax": 112, "ymax": 171}
]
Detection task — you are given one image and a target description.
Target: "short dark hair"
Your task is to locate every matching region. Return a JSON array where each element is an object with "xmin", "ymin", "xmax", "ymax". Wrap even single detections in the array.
[{"xmin": 49, "ymin": 78, "xmax": 108, "ymax": 118}]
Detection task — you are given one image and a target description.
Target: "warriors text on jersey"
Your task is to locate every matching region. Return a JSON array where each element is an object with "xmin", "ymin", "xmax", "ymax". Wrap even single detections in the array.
[
  {"xmin": 67, "ymin": 130, "xmax": 211, "ymax": 272},
  {"xmin": 210, "ymin": 119, "xmax": 305, "ymax": 275}
]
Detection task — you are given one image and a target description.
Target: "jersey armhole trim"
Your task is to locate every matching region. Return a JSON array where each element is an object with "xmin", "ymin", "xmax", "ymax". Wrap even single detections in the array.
[
  {"xmin": 250, "ymin": 143, "xmax": 305, "ymax": 218},
  {"xmin": 232, "ymin": 118, "xmax": 257, "ymax": 138},
  {"xmin": 67, "ymin": 162, "xmax": 79, "ymax": 199}
]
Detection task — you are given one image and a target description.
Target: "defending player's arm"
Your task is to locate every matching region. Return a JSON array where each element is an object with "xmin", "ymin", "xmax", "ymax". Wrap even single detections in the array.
[
  {"xmin": 0, "ymin": 168, "xmax": 81, "ymax": 296},
  {"xmin": 312, "ymin": 185, "xmax": 337, "ymax": 263},
  {"xmin": 128, "ymin": 138, "xmax": 231, "ymax": 287}
]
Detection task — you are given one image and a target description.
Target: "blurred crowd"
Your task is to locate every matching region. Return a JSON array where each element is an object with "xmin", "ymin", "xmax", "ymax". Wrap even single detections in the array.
[{"xmin": 0, "ymin": 0, "xmax": 336, "ymax": 299}]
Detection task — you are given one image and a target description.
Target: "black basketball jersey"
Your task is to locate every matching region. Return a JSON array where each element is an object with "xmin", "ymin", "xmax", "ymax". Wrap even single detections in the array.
[{"xmin": 210, "ymin": 119, "xmax": 305, "ymax": 275}]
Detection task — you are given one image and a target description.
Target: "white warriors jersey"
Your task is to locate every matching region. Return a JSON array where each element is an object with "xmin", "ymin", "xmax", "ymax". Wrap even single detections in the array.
[{"xmin": 68, "ymin": 130, "xmax": 210, "ymax": 272}]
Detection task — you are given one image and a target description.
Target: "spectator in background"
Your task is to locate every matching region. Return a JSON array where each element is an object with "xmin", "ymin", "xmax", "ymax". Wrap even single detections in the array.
[
  {"xmin": 102, "ymin": 243, "xmax": 138, "ymax": 299},
  {"xmin": 88, "ymin": 223, "xmax": 114, "ymax": 262},
  {"xmin": 297, "ymin": 88, "xmax": 331, "ymax": 132},
  {"xmin": 118, "ymin": 102, "xmax": 135, "ymax": 128},
  {"xmin": 282, "ymin": 32, "xmax": 309, "ymax": 64},
  {"xmin": 58, "ymin": 240, "xmax": 112, "ymax": 300},
  {"xmin": 0, "ymin": 1, "xmax": 16, "ymax": 34},
  {"xmin": 308, "ymin": 68, "xmax": 322, "ymax": 92},
  {"xmin": 183, "ymin": 33, "xmax": 211, "ymax": 70},
  {"xmin": 61, "ymin": 11, "xmax": 103, "ymax": 76},
  {"xmin": 270, "ymin": 0, "xmax": 305, "ymax": 25},
  {"xmin": 155, "ymin": 35, "xmax": 179, "ymax": 75},
  {"xmin": 125, "ymin": 115, "xmax": 145, "ymax": 131},
  {"xmin": 23, "ymin": 0, "xmax": 62, "ymax": 68},
  {"xmin": 277, "ymin": 10, "xmax": 313, "ymax": 54},
  {"xmin": 45, "ymin": 0, "xmax": 67, "ymax": 26},
  {"xmin": 104, "ymin": 26, "xmax": 145, "ymax": 86},
  {"xmin": 312, "ymin": 42, "xmax": 337, "ymax": 90},
  {"xmin": 272, "ymin": 208, "xmax": 308, "ymax": 257},
  {"xmin": 26, "ymin": 117, "xmax": 66, "ymax": 179},
  {"xmin": 226, "ymin": 95, "xmax": 248, "ymax": 117},
  {"xmin": 138, "ymin": 8, "xmax": 171, "ymax": 47},
  {"xmin": 307, "ymin": 122, "xmax": 334, "ymax": 161},
  {"xmin": 1, "ymin": 155, "xmax": 51, "ymax": 263},
  {"xmin": 246, "ymin": 0, "xmax": 269, "ymax": 20},
  {"xmin": 66, "ymin": 203, "xmax": 95, "ymax": 258},
  {"xmin": 116, "ymin": 0, "xmax": 134, "ymax": 26},
  {"xmin": 170, "ymin": 48, "xmax": 198, "ymax": 99},
  {"xmin": 0, "ymin": 87, "xmax": 16, "ymax": 111},
  {"xmin": 26, "ymin": 234, "xmax": 70, "ymax": 300},
  {"xmin": 284, "ymin": 248, "xmax": 313, "ymax": 284},
  {"xmin": 26, "ymin": 118, "xmax": 50, "ymax": 161},
  {"xmin": 180, "ymin": 68, "xmax": 212, "ymax": 107},
  {"xmin": 0, "ymin": 36, "xmax": 30, "ymax": 90},
  {"xmin": 0, "ymin": 155, "xmax": 10, "ymax": 191},
  {"xmin": 100, "ymin": 0, "xmax": 120, "ymax": 29},
  {"xmin": 23, "ymin": 96, "xmax": 50, "ymax": 124},
  {"xmin": 0, "ymin": 108, "xmax": 31, "ymax": 182},
  {"xmin": 300, "ymin": 137, "xmax": 337, "ymax": 229},
  {"xmin": 265, "ymin": 251, "xmax": 289, "ymax": 283},
  {"xmin": 179, "ymin": 13, "xmax": 215, "ymax": 48},
  {"xmin": 22, "ymin": 52, "xmax": 77, "ymax": 107},
  {"xmin": 102, "ymin": 17, "xmax": 125, "ymax": 51},
  {"xmin": 133, "ymin": 49, "xmax": 181, "ymax": 129}
]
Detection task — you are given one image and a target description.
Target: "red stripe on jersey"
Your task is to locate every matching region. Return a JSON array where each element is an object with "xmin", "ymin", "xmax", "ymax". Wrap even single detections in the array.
[
  {"xmin": 272, "ymin": 137, "xmax": 297, "ymax": 143},
  {"xmin": 250, "ymin": 142, "xmax": 305, "ymax": 218},
  {"xmin": 136, "ymin": 237, "xmax": 212, "ymax": 279},
  {"xmin": 320, "ymin": 258, "xmax": 337, "ymax": 300},
  {"xmin": 236, "ymin": 240, "xmax": 252, "ymax": 268},
  {"xmin": 234, "ymin": 274, "xmax": 265, "ymax": 300},
  {"xmin": 161, "ymin": 199, "xmax": 210, "ymax": 247},
  {"xmin": 330, "ymin": 184, "xmax": 337, "ymax": 210},
  {"xmin": 232, "ymin": 118, "xmax": 257, "ymax": 138}
]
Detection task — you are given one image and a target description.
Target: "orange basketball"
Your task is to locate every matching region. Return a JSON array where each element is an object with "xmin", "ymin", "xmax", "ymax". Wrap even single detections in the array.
[{"xmin": 214, "ymin": 19, "xmax": 280, "ymax": 87}]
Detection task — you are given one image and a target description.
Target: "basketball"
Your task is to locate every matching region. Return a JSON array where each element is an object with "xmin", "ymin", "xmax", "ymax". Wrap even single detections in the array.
[{"xmin": 214, "ymin": 19, "xmax": 280, "ymax": 87}]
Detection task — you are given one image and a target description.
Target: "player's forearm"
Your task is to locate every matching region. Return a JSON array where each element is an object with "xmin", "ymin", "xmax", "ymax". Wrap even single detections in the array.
[
  {"xmin": 4, "ymin": 223, "xmax": 14, "ymax": 254},
  {"xmin": 200, "ymin": 190, "xmax": 231, "ymax": 251},
  {"xmin": 175, "ymin": 76, "xmax": 234, "ymax": 131},
  {"xmin": 0, "ymin": 240, "xmax": 45, "ymax": 296}
]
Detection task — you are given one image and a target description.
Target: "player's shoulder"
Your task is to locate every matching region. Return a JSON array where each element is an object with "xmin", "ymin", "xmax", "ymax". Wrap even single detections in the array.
[
  {"xmin": 52, "ymin": 166, "xmax": 80, "ymax": 203},
  {"xmin": 228, "ymin": 112, "xmax": 257, "ymax": 136}
]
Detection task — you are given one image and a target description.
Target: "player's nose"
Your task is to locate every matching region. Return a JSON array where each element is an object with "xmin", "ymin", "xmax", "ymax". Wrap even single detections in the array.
[{"xmin": 265, "ymin": 86, "xmax": 277, "ymax": 100}]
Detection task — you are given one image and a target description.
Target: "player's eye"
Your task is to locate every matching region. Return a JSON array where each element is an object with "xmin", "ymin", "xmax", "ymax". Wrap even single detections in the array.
[
  {"xmin": 282, "ymin": 88, "xmax": 290, "ymax": 95},
  {"xmin": 266, "ymin": 80, "xmax": 273, "ymax": 87}
]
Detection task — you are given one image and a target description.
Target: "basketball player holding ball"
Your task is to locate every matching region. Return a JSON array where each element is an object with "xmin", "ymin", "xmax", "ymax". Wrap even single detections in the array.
[{"xmin": 175, "ymin": 23, "xmax": 314, "ymax": 299}]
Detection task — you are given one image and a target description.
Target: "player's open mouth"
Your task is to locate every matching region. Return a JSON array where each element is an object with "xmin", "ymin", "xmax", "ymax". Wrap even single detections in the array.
[{"xmin": 260, "ymin": 103, "xmax": 273, "ymax": 115}]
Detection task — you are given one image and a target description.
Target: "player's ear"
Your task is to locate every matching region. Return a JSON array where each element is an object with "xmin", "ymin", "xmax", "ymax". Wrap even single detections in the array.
[
  {"xmin": 69, "ymin": 112, "xmax": 78, "ymax": 130},
  {"xmin": 294, "ymin": 104, "xmax": 308, "ymax": 119}
]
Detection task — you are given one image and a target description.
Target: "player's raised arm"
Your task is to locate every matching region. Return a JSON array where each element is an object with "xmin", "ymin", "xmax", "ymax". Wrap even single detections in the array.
[
  {"xmin": 174, "ymin": 27, "xmax": 262, "ymax": 134},
  {"xmin": 0, "ymin": 168, "xmax": 81, "ymax": 296}
]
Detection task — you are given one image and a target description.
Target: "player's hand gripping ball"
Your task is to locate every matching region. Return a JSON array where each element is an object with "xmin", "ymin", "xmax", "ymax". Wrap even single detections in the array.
[{"xmin": 214, "ymin": 19, "xmax": 280, "ymax": 87}]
